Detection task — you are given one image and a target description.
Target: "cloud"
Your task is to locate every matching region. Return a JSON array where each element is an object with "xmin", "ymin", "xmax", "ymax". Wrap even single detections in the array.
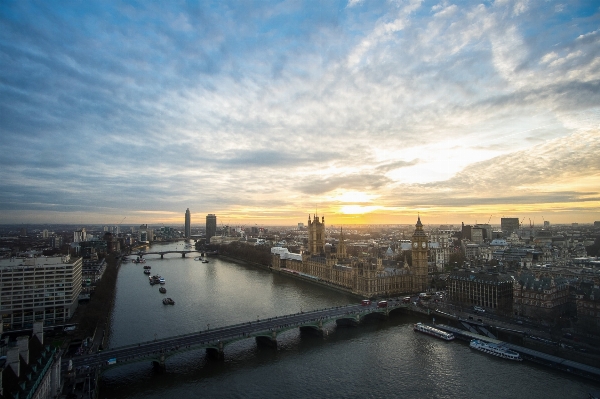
[{"xmin": 0, "ymin": 1, "xmax": 599, "ymax": 224}]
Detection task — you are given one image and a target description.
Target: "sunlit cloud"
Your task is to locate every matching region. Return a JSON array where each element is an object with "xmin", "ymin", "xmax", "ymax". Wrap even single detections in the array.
[{"xmin": 0, "ymin": 0, "xmax": 599, "ymax": 225}]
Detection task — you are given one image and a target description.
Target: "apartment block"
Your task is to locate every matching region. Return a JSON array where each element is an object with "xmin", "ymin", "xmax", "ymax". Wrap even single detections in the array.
[{"xmin": 0, "ymin": 256, "xmax": 82, "ymax": 330}]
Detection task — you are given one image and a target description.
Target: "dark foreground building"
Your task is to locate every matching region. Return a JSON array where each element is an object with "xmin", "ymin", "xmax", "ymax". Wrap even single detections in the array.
[{"xmin": 447, "ymin": 269, "xmax": 514, "ymax": 315}]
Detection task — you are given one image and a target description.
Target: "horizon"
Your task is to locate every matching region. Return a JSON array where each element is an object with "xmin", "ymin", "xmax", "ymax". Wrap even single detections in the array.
[
  {"xmin": 1, "ymin": 1, "xmax": 599, "ymax": 226},
  {"xmin": 1, "ymin": 218, "xmax": 597, "ymax": 230}
]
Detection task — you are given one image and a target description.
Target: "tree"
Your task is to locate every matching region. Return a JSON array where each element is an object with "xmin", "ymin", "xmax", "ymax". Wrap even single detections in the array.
[{"xmin": 448, "ymin": 251, "xmax": 465, "ymax": 269}]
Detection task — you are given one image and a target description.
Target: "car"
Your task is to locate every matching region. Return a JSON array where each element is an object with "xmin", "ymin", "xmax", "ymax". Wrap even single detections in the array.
[
  {"xmin": 473, "ymin": 306, "xmax": 485, "ymax": 313},
  {"xmin": 516, "ymin": 320, "xmax": 523, "ymax": 325}
]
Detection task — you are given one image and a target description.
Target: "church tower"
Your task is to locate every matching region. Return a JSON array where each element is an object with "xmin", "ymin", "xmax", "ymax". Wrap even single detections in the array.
[
  {"xmin": 411, "ymin": 215, "xmax": 429, "ymax": 292},
  {"xmin": 307, "ymin": 214, "xmax": 325, "ymax": 255}
]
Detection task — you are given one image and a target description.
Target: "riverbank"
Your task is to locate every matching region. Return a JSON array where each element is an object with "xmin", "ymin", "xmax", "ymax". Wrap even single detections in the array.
[{"xmin": 218, "ymin": 253, "xmax": 364, "ymax": 300}]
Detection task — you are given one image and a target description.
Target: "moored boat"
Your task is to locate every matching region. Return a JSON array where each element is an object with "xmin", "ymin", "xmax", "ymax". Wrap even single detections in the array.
[
  {"xmin": 159, "ymin": 286, "xmax": 166, "ymax": 294},
  {"xmin": 162, "ymin": 297, "xmax": 175, "ymax": 305},
  {"xmin": 469, "ymin": 339, "xmax": 522, "ymax": 361},
  {"xmin": 413, "ymin": 323, "xmax": 455, "ymax": 341}
]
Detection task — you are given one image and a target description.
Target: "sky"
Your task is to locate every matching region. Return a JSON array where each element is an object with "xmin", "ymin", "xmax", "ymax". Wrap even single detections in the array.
[{"xmin": 1, "ymin": 0, "xmax": 599, "ymax": 227}]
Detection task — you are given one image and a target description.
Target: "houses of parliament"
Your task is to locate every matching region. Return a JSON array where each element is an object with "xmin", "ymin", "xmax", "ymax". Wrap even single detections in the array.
[{"xmin": 271, "ymin": 215, "xmax": 429, "ymax": 297}]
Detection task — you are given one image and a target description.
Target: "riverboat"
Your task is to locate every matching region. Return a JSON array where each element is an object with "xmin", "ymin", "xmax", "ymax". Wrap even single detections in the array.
[
  {"xmin": 413, "ymin": 323, "xmax": 455, "ymax": 341},
  {"xmin": 469, "ymin": 339, "xmax": 522, "ymax": 361},
  {"xmin": 163, "ymin": 297, "xmax": 175, "ymax": 305}
]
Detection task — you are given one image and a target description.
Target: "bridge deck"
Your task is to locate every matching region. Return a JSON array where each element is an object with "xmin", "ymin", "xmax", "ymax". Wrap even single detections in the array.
[{"xmin": 64, "ymin": 302, "xmax": 409, "ymax": 370}]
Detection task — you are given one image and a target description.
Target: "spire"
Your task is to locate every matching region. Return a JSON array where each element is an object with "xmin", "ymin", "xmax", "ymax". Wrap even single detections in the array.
[{"xmin": 413, "ymin": 215, "xmax": 426, "ymax": 237}]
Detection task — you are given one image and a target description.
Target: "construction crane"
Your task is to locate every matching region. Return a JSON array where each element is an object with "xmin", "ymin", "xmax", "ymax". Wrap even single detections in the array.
[
  {"xmin": 520, "ymin": 217, "xmax": 525, "ymax": 227},
  {"xmin": 487, "ymin": 214, "xmax": 493, "ymax": 224},
  {"xmin": 112, "ymin": 217, "xmax": 126, "ymax": 235}
]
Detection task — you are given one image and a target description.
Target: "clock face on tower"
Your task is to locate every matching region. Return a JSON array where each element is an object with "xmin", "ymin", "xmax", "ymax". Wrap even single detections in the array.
[
  {"xmin": 413, "ymin": 242, "xmax": 418, "ymax": 248},
  {"xmin": 422, "ymin": 242, "xmax": 426, "ymax": 248}
]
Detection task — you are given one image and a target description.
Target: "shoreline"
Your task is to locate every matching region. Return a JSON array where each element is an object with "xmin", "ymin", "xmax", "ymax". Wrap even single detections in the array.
[{"xmin": 217, "ymin": 253, "xmax": 364, "ymax": 300}]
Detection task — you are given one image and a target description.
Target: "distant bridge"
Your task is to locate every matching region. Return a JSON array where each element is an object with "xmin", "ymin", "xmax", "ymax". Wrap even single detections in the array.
[
  {"xmin": 63, "ymin": 302, "xmax": 409, "ymax": 373},
  {"xmin": 133, "ymin": 250, "xmax": 202, "ymax": 258}
]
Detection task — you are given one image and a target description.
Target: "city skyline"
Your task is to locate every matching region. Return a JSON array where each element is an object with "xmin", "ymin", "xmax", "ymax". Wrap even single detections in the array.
[{"xmin": 1, "ymin": 1, "xmax": 599, "ymax": 226}]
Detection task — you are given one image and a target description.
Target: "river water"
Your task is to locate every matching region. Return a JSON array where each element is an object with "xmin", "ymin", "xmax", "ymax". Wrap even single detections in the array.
[{"xmin": 100, "ymin": 241, "xmax": 598, "ymax": 398}]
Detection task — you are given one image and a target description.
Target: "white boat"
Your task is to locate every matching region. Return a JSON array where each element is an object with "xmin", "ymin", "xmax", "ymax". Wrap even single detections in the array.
[
  {"xmin": 159, "ymin": 277, "xmax": 166, "ymax": 284},
  {"xmin": 469, "ymin": 339, "xmax": 522, "ymax": 361},
  {"xmin": 413, "ymin": 323, "xmax": 455, "ymax": 341}
]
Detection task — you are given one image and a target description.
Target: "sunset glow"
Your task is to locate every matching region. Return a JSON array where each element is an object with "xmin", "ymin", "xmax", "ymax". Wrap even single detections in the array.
[{"xmin": 1, "ymin": 1, "xmax": 599, "ymax": 226}]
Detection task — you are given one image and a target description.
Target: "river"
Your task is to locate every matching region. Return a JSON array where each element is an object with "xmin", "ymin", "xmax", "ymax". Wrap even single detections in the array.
[{"xmin": 100, "ymin": 241, "xmax": 599, "ymax": 398}]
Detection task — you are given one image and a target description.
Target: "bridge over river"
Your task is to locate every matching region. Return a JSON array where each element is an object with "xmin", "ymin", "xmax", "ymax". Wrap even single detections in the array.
[
  {"xmin": 64, "ymin": 301, "xmax": 409, "ymax": 372},
  {"xmin": 132, "ymin": 250, "xmax": 202, "ymax": 258}
]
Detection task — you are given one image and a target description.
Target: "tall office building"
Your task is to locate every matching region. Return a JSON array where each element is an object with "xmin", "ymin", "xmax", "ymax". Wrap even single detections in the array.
[
  {"xmin": 0, "ymin": 255, "xmax": 82, "ymax": 329},
  {"xmin": 185, "ymin": 208, "xmax": 191, "ymax": 238},
  {"xmin": 206, "ymin": 214, "xmax": 217, "ymax": 243},
  {"xmin": 500, "ymin": 218, "xmax": 520, "ymax": 234},
  {"xmin": 139, "ymin": 224, "xmax": 149, "ymax": 243}
]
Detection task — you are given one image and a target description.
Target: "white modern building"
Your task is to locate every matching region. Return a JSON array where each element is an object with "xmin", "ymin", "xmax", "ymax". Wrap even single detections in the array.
[
  {"xmin": 429, "ymin": 230, "xmax": 451, "ymax": 271},
  {"xmin": 0, "ymin": 255, "xmax": 82, "ymax": 330},
  {"xmin": 73, "ymin": 228, "xmax": 86, "ymax": 243}
]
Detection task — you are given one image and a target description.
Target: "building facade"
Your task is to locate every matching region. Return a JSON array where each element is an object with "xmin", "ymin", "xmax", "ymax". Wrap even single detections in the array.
[
  {"xmin": 206, "ymin": 214, "xmax": 217, "ymax": 243},
  {"xmin": 428, "ymin": 230, "xmax": 450, "ymax": 272},
  {"xmin": 0, "ymin": 256, "xmax": 82, "ymax": 330},
  {"xmin": 513, "ymin": 273, "xmax": 569, "ymax": 320},
  {"xmin": 446, "ymin": 269, "xmax": 514, "ymax": 315},
  {"xmin": 2, "ymin": 322, "xmax": 62, "ymax": 399},
  {"xmin": 185, "ymin": 208, "xmax": 191, "ymax": 238},
  {"xmin": 501, "ymin": 218, "xmax": 520, "ymax": 235},
  {"xmin": 272, "ymin": 216, "xmax": 429, "ymax": 297}
]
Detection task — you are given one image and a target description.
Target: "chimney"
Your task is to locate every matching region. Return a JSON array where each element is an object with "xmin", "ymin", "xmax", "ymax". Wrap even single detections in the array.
[
  {"xmin": 7, "ymin": 346, "xmax": 20, "ymax": 377},
  {"xmin": 33, "ymin": 321, "xmax": 44, "ymax": 345},
  {"xmin": 17, "ymin": 336, "xmax": 29, "ymax": 365}
]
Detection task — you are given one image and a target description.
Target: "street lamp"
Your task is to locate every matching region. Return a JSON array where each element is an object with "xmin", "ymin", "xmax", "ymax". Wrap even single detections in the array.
[{"xmin": 207, "ymin": 323, "xmax": 210, "ymax": 330}]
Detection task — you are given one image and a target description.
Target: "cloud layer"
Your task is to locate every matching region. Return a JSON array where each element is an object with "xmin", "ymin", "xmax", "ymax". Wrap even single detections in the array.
[{"xmin": 1, "ymin": 0, "xmax": 599, "ymax": 225}]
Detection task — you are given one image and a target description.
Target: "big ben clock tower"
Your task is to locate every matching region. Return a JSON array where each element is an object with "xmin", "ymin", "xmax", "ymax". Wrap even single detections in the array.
[{"xmin": 411, "ymin": 215, "xmax": 429, "ymax": 292}]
